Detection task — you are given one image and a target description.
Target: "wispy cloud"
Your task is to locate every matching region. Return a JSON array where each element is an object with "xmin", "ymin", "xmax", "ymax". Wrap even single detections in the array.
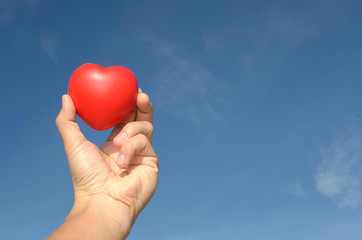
[
  {"xmin": 201, "ymin": 33, "xmax": 226, "ymax": 54},
  {"xmin": 0, "ymin": 0, "xmax": 57, "ymax": 64},
  {"xmin": 315, "ymin": 127, "xmax": 362, "ymax": 208},
  {"xmin": 39, "ymin": 31, "xmax": 59, "ymax": 64},
  {"xmin": 282, "ymin": 183, "xmax": 306, "ymax": 197},
  {"xmin": 0, "ymin": 0, "xmax": 39, "ymax": 26},
  {"xmin": 146, "ymin": 35, "xmax": 226, "ymax": 127},
  {"xmin": 150, "ymin": 212, "xmax": 362, "ymax": 240}
]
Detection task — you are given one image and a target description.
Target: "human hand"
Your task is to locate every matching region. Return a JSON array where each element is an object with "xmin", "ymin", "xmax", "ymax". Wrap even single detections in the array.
[{"xmin": 50, "ymin": 91, "xmax": 158, "ymax": 240}]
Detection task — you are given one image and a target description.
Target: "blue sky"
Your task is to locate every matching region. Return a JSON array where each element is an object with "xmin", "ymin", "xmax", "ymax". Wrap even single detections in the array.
[{"xmin": 1, "ymin": 0, "xmax": 362, "ymax": 239}]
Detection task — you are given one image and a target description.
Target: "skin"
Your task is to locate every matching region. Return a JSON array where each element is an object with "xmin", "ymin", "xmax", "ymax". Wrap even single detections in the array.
[{"xmin": 47, "ymin": 90, "xmax": 158, "ymax": 240}]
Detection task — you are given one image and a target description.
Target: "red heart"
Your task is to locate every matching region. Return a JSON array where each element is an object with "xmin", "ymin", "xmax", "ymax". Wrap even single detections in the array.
[{"xmin": 68, "ymin": 63, "xmax": 138, "ymax": 131}]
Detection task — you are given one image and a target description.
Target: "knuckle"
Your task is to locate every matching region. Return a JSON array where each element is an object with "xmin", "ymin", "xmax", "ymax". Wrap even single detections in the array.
[
  {"xmin": 145, "ymin": 122, "xmax": 154, "ymax": 140},
  {"xmin": 138, "ymin": 134, "xmax": 149, "ymax": 143},
  {"xmin": 55, "ymin": 116, "xmax": 62, "ymax": 127},
  {"xmin": 125, "ymin": 141, "xmax": 134, "ymax": 150},
  {"xmin": 123, "ymin": 121, "xmax": 137, "ymax": 133},
  {"xmin": 124, "ymin": 121, "xmax": 154, "ymax": 137},
  {"xmin": 144, "ymin": 121, "xmax": 153, "ymax": 132},
  {"xmin": 148, "ymin": 125, "xmax": 154, "ymax": 138}
]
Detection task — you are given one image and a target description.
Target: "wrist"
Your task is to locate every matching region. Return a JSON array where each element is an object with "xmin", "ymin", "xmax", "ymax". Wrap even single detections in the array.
[{"xmin": 67, "ymin": 194, "xmax": 133, "ymax": 240}]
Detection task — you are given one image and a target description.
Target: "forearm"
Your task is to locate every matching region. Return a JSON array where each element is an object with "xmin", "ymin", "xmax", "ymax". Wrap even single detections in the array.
[{"xmin": 47, "ymin": 196, "xmax": 132, "ymax": 240}]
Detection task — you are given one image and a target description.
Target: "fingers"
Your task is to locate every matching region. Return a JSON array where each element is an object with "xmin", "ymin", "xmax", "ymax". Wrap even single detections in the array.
[
  {"xmin": 113, "ymin": 121, "xmax": 154, "ymax": 145},
  {"xmin": 136, "ymin": 93, "xmax": 153, "ymax": 123},
  {"xmin": 113, "ymin": 91, "xmax": 155, "ymax": 169},
  {"xmin": 55, "ymin": 94, "xmax": 87, "ymax": 153},
  {"xmin": 115, "ymin": 134, "xmax": 157, "ymax": 169},
  {"xmin": 104, "ymin": 91, "xmax": 153, "ymax": 143},
  {"xmin": 104, "ymin": 108, "xmax": 135, "ymax": 143}
]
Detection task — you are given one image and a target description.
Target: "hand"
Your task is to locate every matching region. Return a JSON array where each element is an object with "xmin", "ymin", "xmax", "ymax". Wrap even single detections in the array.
[{"xmin": 49, "ymin": 91, "xmax": 158, "ymax": 240}]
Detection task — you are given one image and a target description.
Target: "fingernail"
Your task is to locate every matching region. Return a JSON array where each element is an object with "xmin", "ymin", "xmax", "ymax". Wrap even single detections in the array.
[
  {"xmin": 115, "ymin": 132, "xmax": 127, "ymax": 143},
  {"xmin": 117, "ymin": 154, "xmax": 126, "ymax": 165}
]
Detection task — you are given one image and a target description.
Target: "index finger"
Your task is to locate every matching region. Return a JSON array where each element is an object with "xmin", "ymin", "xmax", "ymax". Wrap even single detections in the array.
[{"xmin": 136, "ymin": 92, "xmax": 153, "ymax": 123}]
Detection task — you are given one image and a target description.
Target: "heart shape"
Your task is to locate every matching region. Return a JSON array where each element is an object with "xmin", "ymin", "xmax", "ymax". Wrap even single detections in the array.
[{"xmin": 68, "ymin": 63, "xmax": 138, "ymax": 131}]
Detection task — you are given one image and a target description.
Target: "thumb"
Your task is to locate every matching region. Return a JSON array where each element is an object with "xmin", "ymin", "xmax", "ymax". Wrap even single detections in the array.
[{"xmin": 56, "ymin": 94, "xmax": 86, "ymax": 153}]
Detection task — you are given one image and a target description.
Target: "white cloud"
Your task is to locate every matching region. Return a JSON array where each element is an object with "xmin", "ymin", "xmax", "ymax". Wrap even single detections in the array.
[{"xmin": 315, "ymin": 127, "xmax": 362, "ymax": 208}]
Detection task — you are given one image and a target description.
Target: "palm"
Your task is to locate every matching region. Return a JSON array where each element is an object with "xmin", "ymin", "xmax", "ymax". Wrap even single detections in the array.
[{"xmin": 70, "ymin": 139, "xmax": 157, "ymax": 211}]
